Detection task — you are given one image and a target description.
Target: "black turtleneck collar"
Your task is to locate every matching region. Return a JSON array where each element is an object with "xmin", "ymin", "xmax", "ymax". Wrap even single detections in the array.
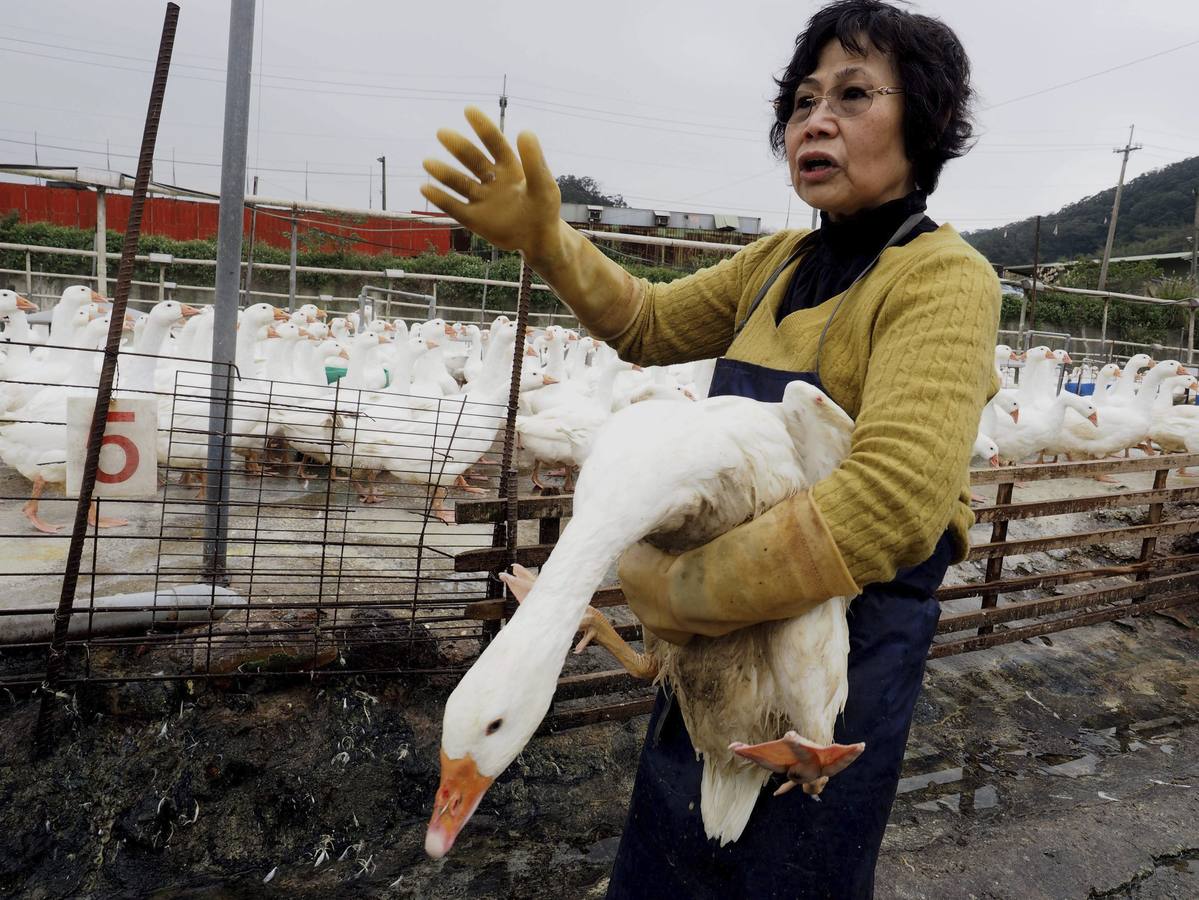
[{"xmin": 777, "ymin": 189, "xmax": 937, "ymax": 323}]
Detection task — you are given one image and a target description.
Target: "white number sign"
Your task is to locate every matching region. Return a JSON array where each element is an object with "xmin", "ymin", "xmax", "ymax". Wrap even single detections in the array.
[{"xmin": 66, "ymin": 396, "xmax": 158, "ymax": 499}]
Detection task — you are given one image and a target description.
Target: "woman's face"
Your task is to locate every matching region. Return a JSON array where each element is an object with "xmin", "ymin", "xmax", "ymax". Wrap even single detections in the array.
[{"xmin": 784, "ymin": 39, "xmax": 915, "ymax": 220}]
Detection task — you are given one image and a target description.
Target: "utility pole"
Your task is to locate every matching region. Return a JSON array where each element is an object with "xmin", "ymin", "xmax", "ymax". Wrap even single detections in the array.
[
  {"xmin": 1097, "ymin": 124, "xmax": 1141, "ymax": 293},
  {"xmin": 499, "ymin": 73, "xmax": 508, "ymax": 133},
  {"xmin": 1190, "ymin": 186, "xmax": 1198, "ymax": 288},
  {"xmin": 377, "ymin": 155, "xmax": 387, "ymax": 210},
  {"xmin": 244, "ymin": 174, "xmax": 259, "ymax": 303},
  {"xmin": 1027, "ymin": 216, "xmax": 1042, "ymax": 337}
]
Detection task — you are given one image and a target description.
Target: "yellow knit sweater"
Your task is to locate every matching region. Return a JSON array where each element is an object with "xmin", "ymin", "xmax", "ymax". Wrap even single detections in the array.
[{"xmin": 607, "ymin": 224, "xmax": 1001, "ymax": 589}]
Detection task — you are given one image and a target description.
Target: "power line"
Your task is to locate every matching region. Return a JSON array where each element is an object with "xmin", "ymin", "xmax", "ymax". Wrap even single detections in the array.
[{"xmin": 983, "ymin": 37, "xmax": 1199, "ymax": 111}]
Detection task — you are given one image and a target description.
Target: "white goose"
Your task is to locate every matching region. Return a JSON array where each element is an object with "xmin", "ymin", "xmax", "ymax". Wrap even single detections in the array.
[
  {"xmin": 426, "ymin": 380, "xmax": 862, "ymax": 857},
  {"xmin": 1148, "ymin": 375, "xmax": 1199, "ymax": 473},
  {"xmin": 1059, "ymin": 360, "xmax": 1187, "ymax": 479}
]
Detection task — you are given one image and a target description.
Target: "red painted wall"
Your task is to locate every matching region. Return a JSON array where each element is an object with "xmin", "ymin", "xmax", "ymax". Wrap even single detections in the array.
[{"xmin": 0, "ymin": 182, "xmax": 453, "ymax": 257}]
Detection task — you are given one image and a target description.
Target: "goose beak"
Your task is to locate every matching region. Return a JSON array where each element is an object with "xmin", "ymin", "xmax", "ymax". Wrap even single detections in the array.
[
  {"xmin": 272, "ymin": 307, "xmax": 290, "ymax": 322},
  {"xmin": 426, "ymin": 750, "xmax": 494, "ymax": 859},
  {"xmin": 1060, "ymin": 352, "xmax": 1073, "ymax": 364},
  {"xmin": 267, "ymin": 325, "xmax": 280, "ymax": 338},
  {"xmin": 1008, "ymin": 351, "xmax": 1019, "ymax": 361},
  {"xmin": 1009, "ymin": 409, "xmax": 1019, "ymax": 424},
  {"xmin": 542, "ymin": 374, "xmax": 559, "ymax": 385},
  {"xmin": 16, "ymin": 294, "xmax": 37, "ymax": 311},
  {"xmin": 316, "ymin": 308, "xmax": 327, "ymax": 319},
  {"xmin": 1088, "ymin": 412, "xmax": 1099, "ymax": 426},
  {"xmin": 338, "ymin": 349, "xmax": 350, "ymax": 360},
  {"xmin": 90, "ymin": 290, "xmax": 108, "ymax": 303},
  {"xmin": 180, "ymin": 304, "xmax": 201, "ymax": 317},
  {"xmin": 989, "ymin": 454, "xmax": 1000, "ymax": 468},
  {"xmin": 1176, "ymin": 364, "xmax": 1187, "ymax": 375},
  {"xmin": 426, "ymin": 338, "xmax": 440, "ymax": 350},
  {"xmin": 444, "ymin": 323, "xmax": 457, "ymax": 337}
]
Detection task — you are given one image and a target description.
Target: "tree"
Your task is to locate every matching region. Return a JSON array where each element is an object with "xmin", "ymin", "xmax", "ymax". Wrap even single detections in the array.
[{"xmin": 555, "ymin": 174, "xmax": 628, "ymax": 208}]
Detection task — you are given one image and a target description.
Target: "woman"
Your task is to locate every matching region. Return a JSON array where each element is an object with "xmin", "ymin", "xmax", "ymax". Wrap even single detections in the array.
[{"xmin": 420, "ymin": 1, "xmax": 998, "ymax": 895}]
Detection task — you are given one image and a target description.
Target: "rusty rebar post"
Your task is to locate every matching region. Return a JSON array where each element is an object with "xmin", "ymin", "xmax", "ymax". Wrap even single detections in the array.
[
  {"xmin": 486, "ymin": 258, "xmax": 534, "ymax": 636},
  {"xmin": 33, "ymin": 2, "xmax": 180, "ymax": 759},
  {"xmin": 977, "ymin": 479, "xmax": 1014, "ymax": 636}
]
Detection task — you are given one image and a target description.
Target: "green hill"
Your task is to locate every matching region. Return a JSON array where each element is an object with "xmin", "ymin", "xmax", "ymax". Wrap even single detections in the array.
[{"xmin": 962, "ymin": 155, "xmax": 1199, "ymax": 267}]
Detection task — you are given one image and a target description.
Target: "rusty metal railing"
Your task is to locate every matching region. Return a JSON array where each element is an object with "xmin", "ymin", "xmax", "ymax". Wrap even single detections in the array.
[{"xmin": 452, "ymin": 451, "xmax": 1199, "ymax": 729}]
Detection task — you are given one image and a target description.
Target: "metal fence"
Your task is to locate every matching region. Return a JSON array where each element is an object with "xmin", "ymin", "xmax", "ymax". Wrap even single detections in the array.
[
  {"xmin": 449, "ymin": 452, "xmax": 1199, "ymax": 729},
  {"xmin": 0, "ymin": 241, "xmax": 582, "ymax": 329},
  {"xmin": 0, "ymin": 339, "xmax": 510, "ymax": 690}
]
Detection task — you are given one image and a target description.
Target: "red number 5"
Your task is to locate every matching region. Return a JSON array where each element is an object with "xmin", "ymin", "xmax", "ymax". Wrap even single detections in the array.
[{"xmin": 96, "ymin": 410, "xmax": 140, "ymax": 484}]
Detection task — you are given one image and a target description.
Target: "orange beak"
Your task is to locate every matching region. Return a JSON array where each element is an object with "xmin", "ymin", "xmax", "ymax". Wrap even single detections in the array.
[
  {"xmin": 444, "ymin": 323, "xmax": 457, "ymax": 337},
  {"xmin": 90, "ymin": 290, "xmax": 108, "ymax": 303},
  {"xmin": 542, "ymin": 374, "xmax": 559, "ymax": 385},
  {"xmin": 1009, "ymin": 408, "xmax": 1019, "ymax": 424},
  {"xmin": 1088, "ymin": 412, "xmax": 1099, "ymax": 426},
  {"xmin": 378, "ymin": 334, "xmax": 390, "ymax": 345},
  {"xmin": 525, "ymin": 346, "xmax": 538, "ymax": 357},
  {"xmin": 426, "ymin": 338, "xmax": 440, "ymax": 350},
  {"xmin": 1008, "ymin": 351, "xmax": 1019, "ymax": 361},
  {"xmin": 338, "ymin": 348, "xmax": 350, "ymax": 360},
  {"xmin": 16, "ymin": 294, "xmax": 37, "ymax": 311},
  {"xmin": 316, "ymin": 308, "xmax": 327, "ymax": 319},
  {"xmin": 426, "ymin": 750, "xmax": 495, "ymax": 859},
  {"xmin": 1176, "ymin": 364, "xmax": 1187, "ymax": 375},
  {"xmin": 989, "ymin": 454, "xmax": 1000, "ymax": 468},
  {"xmin": 267, "ymin": 325, "xmax": 280, "ymax": 338},
  {"xmin": 1043, "ymin": 350, "xmax": 1054, "ymax": 360},
  {"xmin": 1060, "ymin": 352, "xmax": 1073, "ymax": 365},
  {"xmin": 180, "ymin": 304, "xmax": 201, "ymax": 317},
  {"xmin": 272, "ymin": 307, "xmax": 290, "ymax": 322}
]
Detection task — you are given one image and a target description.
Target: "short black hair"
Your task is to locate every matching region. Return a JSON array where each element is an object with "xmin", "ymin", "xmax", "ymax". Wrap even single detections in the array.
[{"xmin": 770, "ymin": 0, "xmax": 974, "ymax": 193}]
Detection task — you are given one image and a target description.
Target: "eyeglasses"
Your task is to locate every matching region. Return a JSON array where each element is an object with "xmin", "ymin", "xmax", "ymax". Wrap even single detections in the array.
[{"xmin": 777, "ymin": 85, "xmax": 904, "ymax": 127}]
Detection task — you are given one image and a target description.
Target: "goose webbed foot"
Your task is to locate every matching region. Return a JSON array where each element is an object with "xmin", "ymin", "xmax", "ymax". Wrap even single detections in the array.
[
  {"xmin": 23, "ymin": 476, "xmax": 62, "ymax": 533},
  {"xmin": 88, "ymin": 500, "xmax": 127, "ymax": 529},
  {"xmin": 730, "ymin": 731, "xmax": 866, "ymax": 797},
  {"xmin": 499, "ymin": 564, "xmax": 659, "ymax": 680},
  {"xmin": 453, "ymin": 474, "xmax": 486, "ymax": 495},
  {"xmin": 430, "ymin": 487, "xmax": 455, "ymax": 524},
  {"xmin": 23, "ymin": 501, "xmax": 62, "ymax": 534}
]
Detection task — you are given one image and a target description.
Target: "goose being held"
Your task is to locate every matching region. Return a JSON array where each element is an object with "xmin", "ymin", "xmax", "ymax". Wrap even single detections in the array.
[{"xmin": 426, "ymin": 381, "xmax": 863, "ymax": 856}]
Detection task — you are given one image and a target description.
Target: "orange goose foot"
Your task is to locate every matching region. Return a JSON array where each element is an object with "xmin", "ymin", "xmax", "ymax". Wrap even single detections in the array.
[{"xmin": 730, "ymin": 731, "xmax": 866, "ymax": 797}]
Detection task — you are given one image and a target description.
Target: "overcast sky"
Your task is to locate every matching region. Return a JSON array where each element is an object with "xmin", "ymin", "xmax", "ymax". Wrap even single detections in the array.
[{"xmin": 3, "ymin": 0, "xmax": 1197, "ymax": 238}]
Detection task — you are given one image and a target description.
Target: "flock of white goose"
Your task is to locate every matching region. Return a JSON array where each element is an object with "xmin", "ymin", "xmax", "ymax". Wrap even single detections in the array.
[
  {"xmin": 0, "ymin": 286, "xmax": 704, "ymax": 532},
  {"xmin": 975, "ymin": 343, "xmax": 1199, "ymax": 486}
]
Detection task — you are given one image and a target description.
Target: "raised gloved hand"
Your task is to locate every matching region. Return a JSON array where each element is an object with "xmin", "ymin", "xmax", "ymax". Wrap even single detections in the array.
[
  {"xmin": 420, "ymin": 107, "xmax": 643, "ymax": 339},
  {"xmin": 618, "ymin": 490, "xmax": 860, "ymax": 645}
]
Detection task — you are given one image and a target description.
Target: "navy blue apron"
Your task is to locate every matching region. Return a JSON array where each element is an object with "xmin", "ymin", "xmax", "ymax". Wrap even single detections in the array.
[{"xmin": 607, "ymin": 215, "xmax": 952, "ymax": 899}]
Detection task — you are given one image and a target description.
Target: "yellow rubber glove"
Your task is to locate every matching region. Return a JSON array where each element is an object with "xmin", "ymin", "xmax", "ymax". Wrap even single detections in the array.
[
  {"xmin": 618, "ymin": 491, "xmax": 860, "ymax": 645},
  {"xmin": 420, "ymin": 106, "xmax": 643, "ymax": 340}
]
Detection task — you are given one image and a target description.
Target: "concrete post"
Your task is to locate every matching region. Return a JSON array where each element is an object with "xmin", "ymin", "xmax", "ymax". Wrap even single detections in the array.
[
  {"xmin": 95, "ymin": 187, "xmax": 107, "ymax": 296},
  {"xmin": 24, "ymin": 251, "xmax": 32, "ymax": 299},
  {"xmin": 158, "ymin": 263, "xmax": 166, "ymax": 303},
  {"xmin": 288, "ymin": 208, "xmax": 298, "ymax": 313},
  {"xmin": 203, "ymin": 0, "xmax": 256, "ymax": 583}
]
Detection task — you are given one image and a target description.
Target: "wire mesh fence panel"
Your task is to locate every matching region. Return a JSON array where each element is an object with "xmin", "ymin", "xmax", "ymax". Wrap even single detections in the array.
[{"xmin": 0, "ymin": 333, "xmax": 509, "ymax": 689}]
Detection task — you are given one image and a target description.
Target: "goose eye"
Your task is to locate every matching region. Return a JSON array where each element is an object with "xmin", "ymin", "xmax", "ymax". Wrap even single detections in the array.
[{"xmin": 485, "ymin": 718, "xmax": 503, "ymax": 735}]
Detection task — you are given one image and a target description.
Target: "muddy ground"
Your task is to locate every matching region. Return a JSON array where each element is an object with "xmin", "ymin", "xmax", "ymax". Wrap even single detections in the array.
[{"xmin": 0, "ymin": 598, "xmax": 1195, "ymax": 899}]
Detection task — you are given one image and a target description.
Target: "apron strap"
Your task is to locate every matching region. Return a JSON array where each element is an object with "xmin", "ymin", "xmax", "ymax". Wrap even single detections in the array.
[
  {"xmin": 813, "ymin": 211, "xmax": 927, "ymax": 381},
  {"xmin": 732, "ymin": 231, "xmax": 819, "ymax": 338}
]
